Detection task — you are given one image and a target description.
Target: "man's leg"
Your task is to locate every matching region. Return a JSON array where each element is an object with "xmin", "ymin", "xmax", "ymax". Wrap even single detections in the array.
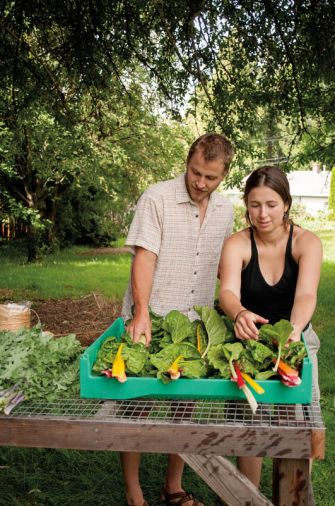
[
  {"xmin": 120, "ymin": 452, "xmax": 145, "ymax": 506},
  {"xmin": 237, "ymin": 456, "xmax": 263, "ymax": 488}
]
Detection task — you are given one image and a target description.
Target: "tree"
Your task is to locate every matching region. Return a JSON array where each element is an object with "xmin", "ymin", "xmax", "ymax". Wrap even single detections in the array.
[
  {"xmin": 2, "ymin": 1, "xmax": 335, "ymax": 149},
  {"xmin": 2, "ymin": 1, "xmax": 335, "ymax": 257},
  {"xmin": 0, "ymin": 60, "xmax": 191, "ymax": 258}
]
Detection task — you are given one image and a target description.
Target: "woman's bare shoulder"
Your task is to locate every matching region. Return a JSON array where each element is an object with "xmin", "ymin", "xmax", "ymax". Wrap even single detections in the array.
[
  {"xmin": 293, "ymin": 225, "xmax": 323, "ymax": 253},
  {"xmin": 225, "ymin": 228, "xmax": 251, "ymax": 249}
]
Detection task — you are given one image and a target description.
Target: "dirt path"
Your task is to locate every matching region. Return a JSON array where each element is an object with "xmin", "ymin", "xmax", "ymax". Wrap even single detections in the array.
[{"xmin": 32, "ymin": 294, "xmax": 122, "ymax": 347}]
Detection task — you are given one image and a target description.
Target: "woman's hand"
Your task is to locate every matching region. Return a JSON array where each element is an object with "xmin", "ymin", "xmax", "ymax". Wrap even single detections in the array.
[
  {"xmin": 234, "ymin": 310, "xmax": 269, "ymax": 340},
  {"xmin": 287, "ymin": 324, "xmax": 302, "ymax": 344}
]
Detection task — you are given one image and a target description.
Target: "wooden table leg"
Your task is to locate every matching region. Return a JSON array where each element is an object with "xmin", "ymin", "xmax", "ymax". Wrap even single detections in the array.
[
  {"xmin": 272, "ymin": 458, "xmax": 311, "ymax": 506},
  {"xmin": 180, "ymin": 454, "xmax": 272, "ymax": 506}
]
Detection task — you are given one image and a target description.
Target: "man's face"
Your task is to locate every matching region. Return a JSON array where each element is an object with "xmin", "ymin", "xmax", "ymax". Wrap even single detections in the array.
[{"xmin": 185, "ymin": 149, "xmax": 226, "ymax": 204}]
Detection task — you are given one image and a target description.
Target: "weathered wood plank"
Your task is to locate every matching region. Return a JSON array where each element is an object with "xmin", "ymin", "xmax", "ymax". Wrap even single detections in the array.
[
  {"xmin": 0, "ymin": 417, "xmax": 323, "ymax": 459},
  {"xmin": 181, "ymin": 454, "xmax": 273, "ymax": 506},
  {"xmin": 272, "ymin": 458, "xmax": 310, "ymax": 506},
  {"xmin": 311, "ymin": 429, "xmax": 325, "ymax": 459}
]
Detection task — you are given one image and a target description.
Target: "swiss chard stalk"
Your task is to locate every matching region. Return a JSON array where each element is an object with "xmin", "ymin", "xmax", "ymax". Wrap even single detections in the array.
[
  {"xmin": 241, "ymin": 372, "xmax": 265, "ymax": 395},
  {"xmin": 4, "ymin": 391, "xmax": 25, "ymax": 415},
  {"xmin": 0, "ymin": 384, "xmax": 24, "ymax": 415},
  {"xmin": 275, "ymin": 359, "xmax": 301, "ymax": 387},
  {"xmin": 167, "ymin": 355, "xmax": 184, "ymax": 380},
  {"xmin": 222, "ymin": 342, "xmax": 244, "ymax": 379},
  {"xmin": 259, "ymin": 320, "xmax": 293, "ymax": 372},
  {"xmin": 111, "ymin": 343, "xmax": 127, "ymax": 383},
  {"xmin": 233, "ymin": 362, "xmax": 258, "ymax": 414}
]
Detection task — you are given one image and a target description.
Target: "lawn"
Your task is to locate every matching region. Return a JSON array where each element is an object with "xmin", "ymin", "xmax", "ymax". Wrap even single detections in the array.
[
  {"xmin": 0, "ymin": 221, "xmax": 334, "ymax": 505},
  {"xmin": 0, "ymin": 244, "xmax": 132, "ymax": 301}
]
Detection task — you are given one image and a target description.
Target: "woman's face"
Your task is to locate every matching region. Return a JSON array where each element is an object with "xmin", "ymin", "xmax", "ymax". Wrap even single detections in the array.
[{"xmin": 246, "ymin": 185, "xmax": 289, "ymax": 232}]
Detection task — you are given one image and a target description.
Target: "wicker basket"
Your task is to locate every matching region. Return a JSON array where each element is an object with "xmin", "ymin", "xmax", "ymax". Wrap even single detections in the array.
[{"xmin": 0, "ymin": 303, "xmax": 31, "ymax": 331}]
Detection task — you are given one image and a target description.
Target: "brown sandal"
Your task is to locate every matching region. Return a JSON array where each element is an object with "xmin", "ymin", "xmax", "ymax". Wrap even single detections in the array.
[
  {"xmin": 161, "ymin": 487, "xmax": 202, "ymax": 505},
  {"xmin": 127, "ymin": 502, "xmax": 149, "ymax": 506}
]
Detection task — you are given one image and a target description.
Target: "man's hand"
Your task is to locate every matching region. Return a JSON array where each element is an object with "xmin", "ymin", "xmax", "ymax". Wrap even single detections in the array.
[{"xmin": 126, "ymin": 309, "xmax": 152, "ymax": 346}]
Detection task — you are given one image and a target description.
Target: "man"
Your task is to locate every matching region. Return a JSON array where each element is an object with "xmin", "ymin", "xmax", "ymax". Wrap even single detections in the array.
[{"xmin": 121, "ymin": 132, "xmax": 234, "ymax": 506}]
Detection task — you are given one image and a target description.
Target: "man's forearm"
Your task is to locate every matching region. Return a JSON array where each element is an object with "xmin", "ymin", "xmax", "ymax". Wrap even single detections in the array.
[{"xmin": 131, "ymin": 247, "xmax": 157, "ymax": 316}]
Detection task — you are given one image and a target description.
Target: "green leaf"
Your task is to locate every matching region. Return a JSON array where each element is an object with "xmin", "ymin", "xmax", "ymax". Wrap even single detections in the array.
[
  {"xmin": 149, "ymin": 343, "xmax": 199, "ymax": 374},
  {"xmin": 0, "ymin": 326, "xmax": 83, "ymax": 407},
  {"xmin": 162, "ymin": 310, "xmax": 195, "ymax": 343},
  {"xmin": 259, "ymin": 320, "xmax": 293, "ymax": 345},
  {"xmin": 207, "ymin": 345, "xmax": 231, "ymax": 378},
  {"xmin": 179, "ymin": 359, "xmax": 207, "ymax": 379},
  {"xmin": 245, "ymin": 340, "xmax": 274, "ymax": 363},
  {"xmin": 194, "ymin": 306, "xmax": 231, "ymax": 358},
  {"xmin": 123, "ymin": 343, "xmax": 148, "ymax": 374},
  {"xmin": 259, "ymin": 319, "xmax": 293, "ymax": 371}
]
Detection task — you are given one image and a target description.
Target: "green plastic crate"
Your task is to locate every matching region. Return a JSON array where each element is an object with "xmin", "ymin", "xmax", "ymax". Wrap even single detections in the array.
[{"xmin": 80, "ymin": 317, "xmax": 313, "ymax": 404}]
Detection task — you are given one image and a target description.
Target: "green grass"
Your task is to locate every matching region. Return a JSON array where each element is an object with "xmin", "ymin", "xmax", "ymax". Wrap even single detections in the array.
[
  {"xmin": 0, "ymin": 245, "xmax": 132, "ymax": 301},
  {"xmin": 0, "ymin": 222, "xmax": 334, "ymax": 505},
  {"xmin": 299, "ymin": 219, "xmax": 335, "ymax": 260}
]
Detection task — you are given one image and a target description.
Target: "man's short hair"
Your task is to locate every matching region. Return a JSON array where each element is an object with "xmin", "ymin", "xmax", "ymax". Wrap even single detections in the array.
[{"xmin": 187, "ymin": 132, "xmax": 235, "ymax": 174}]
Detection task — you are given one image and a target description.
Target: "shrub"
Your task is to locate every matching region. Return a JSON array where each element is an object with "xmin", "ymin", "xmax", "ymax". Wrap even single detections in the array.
[{"xmin": 233, "ymin": 204, "xmax": 247, "ymax": 232}]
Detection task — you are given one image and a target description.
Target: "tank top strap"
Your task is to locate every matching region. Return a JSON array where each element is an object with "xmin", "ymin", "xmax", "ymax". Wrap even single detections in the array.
[
  {"xmin": 285, "ymin": 224, "xmax": 294, "ymax": 257},
  {"xmin": 249, "ymin": 227, "xmax": 257, "ymax": 255}
]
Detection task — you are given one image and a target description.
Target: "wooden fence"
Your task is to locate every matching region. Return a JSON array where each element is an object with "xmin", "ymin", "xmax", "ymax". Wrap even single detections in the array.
[{"xmin": 0, "ymin": 221, "xmax": 28, "ymax": 240}]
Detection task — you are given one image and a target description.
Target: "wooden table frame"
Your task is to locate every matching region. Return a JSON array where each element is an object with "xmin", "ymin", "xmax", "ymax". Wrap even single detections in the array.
[{"xmin": 0, "ymin": 398, "xmax": 325, "ymax": 506}]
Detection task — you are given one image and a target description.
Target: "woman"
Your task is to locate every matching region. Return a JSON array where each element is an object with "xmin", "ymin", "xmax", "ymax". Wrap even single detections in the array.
[{"xmin": 219, "ymin": 165, "xmax": 322, "ymax": 487}]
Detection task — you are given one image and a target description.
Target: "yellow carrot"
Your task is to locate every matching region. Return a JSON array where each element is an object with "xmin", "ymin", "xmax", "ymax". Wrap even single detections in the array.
[{"xmin": 241, "ymin": 372, "xmax": 265, "ymax": 395}]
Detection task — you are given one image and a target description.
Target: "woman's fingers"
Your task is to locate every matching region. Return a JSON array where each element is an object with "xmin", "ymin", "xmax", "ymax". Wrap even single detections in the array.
[{"xmin": 234, "ymin": 311, "xmax": 269, "ymax": 340}]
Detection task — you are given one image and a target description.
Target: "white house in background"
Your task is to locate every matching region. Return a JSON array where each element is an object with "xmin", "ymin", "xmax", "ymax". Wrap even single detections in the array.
[
  {"xmin": 225, "ymin": 169, "xmax": 331, "ymax": 215},
  {"xmin": 287, "ymin": 170, "xmax": 330, "ymax": 214}
]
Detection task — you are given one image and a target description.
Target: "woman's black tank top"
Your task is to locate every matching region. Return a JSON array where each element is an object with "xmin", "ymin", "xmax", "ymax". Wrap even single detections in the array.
[{"xmin": 240, "ymin": 224, "xmax": 298, "ymax": 324}]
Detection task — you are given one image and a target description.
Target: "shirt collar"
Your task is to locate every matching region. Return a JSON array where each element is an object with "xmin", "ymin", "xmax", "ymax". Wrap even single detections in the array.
[
  {"xmin": 175, "ymin": 173, "xmax": 223, "ymax": 207},
  {"xmin": 175, "ymin": 174, "xmax": 191, "ymax": 204}
]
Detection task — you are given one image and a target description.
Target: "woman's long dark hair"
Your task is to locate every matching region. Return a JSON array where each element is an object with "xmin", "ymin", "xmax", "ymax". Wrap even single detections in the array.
[{"xmin": 243, "ymin": 166, "xmax": 292, "ymax": 226}]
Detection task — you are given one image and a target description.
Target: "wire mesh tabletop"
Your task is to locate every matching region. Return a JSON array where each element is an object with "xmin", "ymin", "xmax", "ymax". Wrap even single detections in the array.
[{"xmin": 1, "ymin": 395, "xmax": 324, "ymax": 429}]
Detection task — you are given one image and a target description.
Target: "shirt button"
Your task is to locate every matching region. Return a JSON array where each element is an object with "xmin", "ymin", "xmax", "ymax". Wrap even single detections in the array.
[
  {"xmin": 195, "ymin": 214, "xmax": 199, "ymax": 218},
  {"xmin": 196, "ymin": 252, "xmax": 199, "ymax": 256},
  {"xmin": 194, "ymin": 271, "xmax": 197, "ymax": 275},
  {"xmin": 188, "ymin": 307, "xmax": 191, "ymax": 311},
  {"xmin": 191, "ymin": 289, "xmax": 194, "ymax": 294}
]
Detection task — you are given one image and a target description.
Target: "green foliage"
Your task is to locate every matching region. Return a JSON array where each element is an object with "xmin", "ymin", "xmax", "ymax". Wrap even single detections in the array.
[
  {"xmin": 0, "ymin": 76, "xmax": 192, "ymax": 257},
  {"xmin": 2, "ymin": 1, "xmax": 335, "ymax": 256},
  {"xmin": 0, "ymin": 325, "xmax": 83, "ymax": 412},
  {"xmin": 94, "ymin": 309, "xmax": 304, "ymax": 386},
  {"xmin": 233, "ymin": 203, "xmax": 247, "ymax": 232}
]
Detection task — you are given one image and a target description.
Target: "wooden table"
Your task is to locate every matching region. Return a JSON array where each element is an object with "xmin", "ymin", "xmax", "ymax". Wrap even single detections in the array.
[{"xmin": 0, "ymin": 397, "xmax": 325, "ymax": 506}]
